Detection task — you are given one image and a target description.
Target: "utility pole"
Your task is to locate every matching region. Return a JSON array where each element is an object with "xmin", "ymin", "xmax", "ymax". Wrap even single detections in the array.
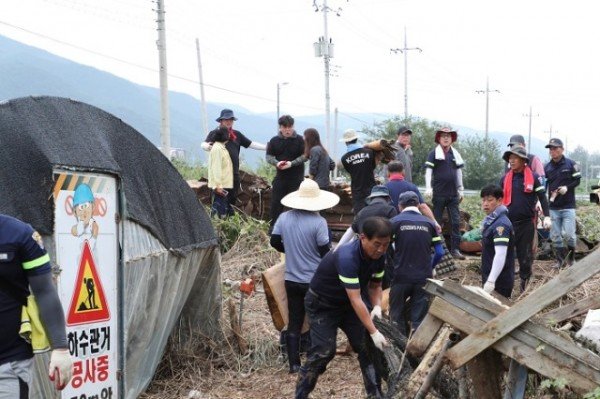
[
  {"xmin": 391, "ymin": 26, "xmax": 422, "ymax": 121},
  {"xmin": 333, "ymin": 107, "xmax": 338, "ymax": 178},
  {"xmin": 544, "ymin": 125, "xmax": 555, "ymax": 141},
  {"xmin": 195, "ymin": 38, "xmax": 209, "ymax": 138},
  {"xmin": 276, "ymin": 82, "xmax": 288, "ymax": 121},
  {"xmin": 313, "ymin": 0, "xmax": 338, "ymax": 155},
  {"xmin": 475, "ymin": 77, "xmax": 500, "ymax": 139},
  {"xmin": 155, "ymin": 0, "xmax": 171, "ymax": 159},
  {"xmin": 523, "ymin": 106, "xmax": 539, "ymax": 151}
]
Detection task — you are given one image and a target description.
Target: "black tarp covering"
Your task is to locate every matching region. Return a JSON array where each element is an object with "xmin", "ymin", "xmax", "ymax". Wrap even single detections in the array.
[{"xmin": 0, "ymin": 96, "xmax": 216, "ymax": 253}]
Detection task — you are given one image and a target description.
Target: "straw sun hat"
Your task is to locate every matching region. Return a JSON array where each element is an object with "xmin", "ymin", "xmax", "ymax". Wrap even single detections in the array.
[{"xmin": 281, "ymin": 179, "xmax": 340, "ymax": 211}]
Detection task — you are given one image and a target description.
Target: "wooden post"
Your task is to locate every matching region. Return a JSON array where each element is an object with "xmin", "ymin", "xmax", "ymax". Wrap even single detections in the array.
[
  {"xmin": 467, "ymin": 349, "xmax": 503, "ymax": 399},
  {"xmin": 445, "ymin": 248, "xmax": 600, "ymax": 368},
  {"xmin": 406, "ymin": 326, "xmax": 450, "ymax": 396},
  {"xmin": 406, "ymin": 313, "xmax": 444, "ymax": 357},
  {"xmin": 228, "ymin": 297, "xmax": 248, "ymax": 354}
]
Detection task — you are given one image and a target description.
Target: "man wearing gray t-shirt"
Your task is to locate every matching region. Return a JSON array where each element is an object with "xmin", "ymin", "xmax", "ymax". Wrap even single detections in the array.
[{"xmin": 270, "ymin": 179, "xmax": 339, "ymax": 373}]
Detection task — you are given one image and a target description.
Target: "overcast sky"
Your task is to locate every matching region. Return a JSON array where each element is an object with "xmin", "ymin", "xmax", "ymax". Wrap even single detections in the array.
[{"xmin": 2, "ymin": 0, "xmax": 599, "ymax": 153}]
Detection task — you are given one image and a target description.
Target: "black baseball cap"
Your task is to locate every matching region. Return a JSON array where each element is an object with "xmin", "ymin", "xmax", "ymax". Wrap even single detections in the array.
[
  {"xmin": 545, "ymin": 138, "xmax": 564, "ymax": 148},
  {"xmin": 397, "ymin": 126, "xmax": 412, "ymax": 135}
]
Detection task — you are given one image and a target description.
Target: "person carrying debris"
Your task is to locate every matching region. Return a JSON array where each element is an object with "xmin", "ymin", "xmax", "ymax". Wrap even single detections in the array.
[
  {"xmin": 270, "ymin": 179, "xmax": 339, "ymax": 373},
  {"xmin": 303, "ymin": 128, "xmax": 335, "ymax": 190},
  {"xmin": 266, "ymin": 115, "xmax": 306, "ymax": 229},
  {"xmin": 479, "ymin": 185, "xmax": 516, "ymax": 298},
  {"xmin": 340, "ymin": 129, "xmax": 377, "ymax": 214},
  {"xmin": 389, "ymin": 191, "xmax": 445, "ymax": 337},
  {"xmin": 202, "ymin": 109, "xmax": 267, "ymax": 214},
  {"xmin": 424, "ymin": 127, "xmax": 466, "ymax": 260},
  {"xmin": 0, "ymin": 214, "xmax": 73, "ymax": 397},
  {"xmin": 295, "ymin": 217, "xmax": 390, "ymax": 399},
  {"xmin": 500, "ymin": 146, "xmax": 551, "ymax": 291},
  {"xmin": 544, "ymin": 138, "xmax": 581, "ymax": 268},
  {"xmin": 207, "ymin": 127, "xmax": 234, "ymax": 217}
]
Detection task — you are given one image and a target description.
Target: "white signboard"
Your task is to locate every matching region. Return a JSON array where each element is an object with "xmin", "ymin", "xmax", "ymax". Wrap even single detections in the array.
[{"xmin": 54, "ymin": 171, "xmax": 119, "ymax": 399}]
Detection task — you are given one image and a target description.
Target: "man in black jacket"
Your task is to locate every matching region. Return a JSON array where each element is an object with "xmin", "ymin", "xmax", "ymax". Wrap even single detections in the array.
[
  {"xmin": 340, "ymin": 129, "xmax": 377, "ymax": 214},
  {"xmin": 266, "ymin": 115, "xmax": 306, "ymax": 229}
]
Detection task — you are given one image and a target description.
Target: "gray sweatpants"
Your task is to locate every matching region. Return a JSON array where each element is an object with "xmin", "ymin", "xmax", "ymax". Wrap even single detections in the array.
[{"xmin": 0, "ymin": 358, "xmax": 33, "ymax": 399}]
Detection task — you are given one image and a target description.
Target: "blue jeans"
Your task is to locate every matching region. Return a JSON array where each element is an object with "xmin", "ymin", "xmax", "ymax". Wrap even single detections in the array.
[
  {"xmin": 389, "ymin": 282, "xmax": 430, "ymax": 337},
  {"xmin": 432, "ymin": 195, "xmax": 461, "ymax": 251},
  {"xmin": 549, "ymin": 208, "xmax": 576, "ymax": 248},
  {"xmin": 211, "ymin": 191, "xmax": 232, "ymax": 218}
]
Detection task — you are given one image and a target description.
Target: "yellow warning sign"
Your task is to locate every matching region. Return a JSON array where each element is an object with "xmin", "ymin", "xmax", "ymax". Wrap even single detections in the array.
[{"xmin": 67, "ymin": 241, "xmax": 110, "ymax": 325}]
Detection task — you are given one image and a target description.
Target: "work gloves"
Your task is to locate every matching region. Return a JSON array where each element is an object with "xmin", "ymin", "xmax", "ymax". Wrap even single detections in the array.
[
  {"xmin": 370, "ymin": 305, "xmax": 382, "ymax": 320},
  {"xmin": 483, "ymin": 281, "xmax": 495, "ymax": 294},
  {"xmin": 370, "ymin": 330, "xmax": 388, "ymax": 351},
  {"xmin": 558, "ymin": 186, "xmax": 568, "ymax": 195},
  {"xmin": 543, "ymin": 216, "xmax": 552, "ymax": 230},
  {"xmin": 49, "ymin": 349, "xmax": 73, "ymax": 391}
]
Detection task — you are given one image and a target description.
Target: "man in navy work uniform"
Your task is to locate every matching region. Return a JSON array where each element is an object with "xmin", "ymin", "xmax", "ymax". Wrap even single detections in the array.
[
  {"xmin": 544, "ymin": 137, "xmax": 581, "ymax": 267},
  {"xmin": 340, "ymin": 129, "xmax": 377, "ymax": 214},
  {"xmin": 389, "ymin": 192, "xmax": 444, "ymax": 337},
  {"xmin": 424, "ymin": 127, "xmax": 466, "ymax": 260},
  {"xmin": 500, "ymin": 146, "xmax": 551, "ymax": 291},
  {"xmin": 0, "ymin": 214, "xmax": 73, "ymax": 398},
  {"xmin": 295, "ymin": 217, "xmax": 391, "ymax": 399},
  {"xmin": 479, "ymin": 185, "xmax": 515, "ymax": 298},
  {"xmin": 202, "ymin": 109, "xmax": 267, "ymax": 213}
]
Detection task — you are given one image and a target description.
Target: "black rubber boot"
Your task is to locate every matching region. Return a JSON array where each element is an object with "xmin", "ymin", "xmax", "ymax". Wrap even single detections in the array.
[
  {"xmin": 295, "ymin": 368, "xmax": 319, "ymax": 399},
  {"xmin": 553, "ymin": 247, "xmax": 566, "ymax": 269},
  {"xmin": 520, "ymin": 278, "xmax": 529, "ymax": 292},
  {"xmin": 361, "ymin": 364, "xmax": 383, "ymax": 399},
  {"xmin": 567, "ymin": 246, "xmax": 576, "ymax": 266},
  {"xmin": 286, "ymin": 333, "xmax": 301, "ymax": 373}
]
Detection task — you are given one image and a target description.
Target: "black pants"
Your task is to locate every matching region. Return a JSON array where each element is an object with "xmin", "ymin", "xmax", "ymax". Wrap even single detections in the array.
[
  {"xmin": 270, "ymin": 176, "xmax": 303, "ymax": 228},
  {"xmin": 389, "ymin": 282, "xmax": 430, "ymax": 337},
  {"xmin": 301, "ymin": 290, "xmax": 372, "ymax": 375},
  {"xmin": 513, "ymin": 218, "xmax": 535, "ymax": 281},
  {"xmin": 285, "ymin": 280, "xmax": 309, "ymax": 336},
  {"xmin": 432, "ymin": 195, "xmax": 461, "ymax": 251}
]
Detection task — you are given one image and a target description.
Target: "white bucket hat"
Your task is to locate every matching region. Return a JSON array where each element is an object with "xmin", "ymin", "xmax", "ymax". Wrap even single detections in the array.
[
  {"xmin": 281, "ymin": 179, "xmax": 340, "ymax": 211},
  {"xmin": 340, "ymin": 129, "xmax": 359, "ymax": 143}
]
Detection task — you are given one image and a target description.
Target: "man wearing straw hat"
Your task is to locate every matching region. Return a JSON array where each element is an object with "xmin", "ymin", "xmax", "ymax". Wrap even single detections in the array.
[
  {"xmin": 295, "ymin": 217, "xmax": 391, "ymax": 399},
  {"xmin": 270, "ymin": 179, "xmax": 339, "ymax": 374}
]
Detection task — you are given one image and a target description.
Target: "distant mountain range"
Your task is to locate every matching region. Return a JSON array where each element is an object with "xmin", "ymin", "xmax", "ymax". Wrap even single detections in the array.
[{"xmin": 0, "ymin": 34, "xmax": 549, "ymax": 167}]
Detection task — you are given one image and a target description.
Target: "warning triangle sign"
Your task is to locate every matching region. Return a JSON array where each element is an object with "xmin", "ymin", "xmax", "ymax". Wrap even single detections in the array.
[{"xmin": 67, "ymin": 241, "xmax": 110, "ymax": 325}]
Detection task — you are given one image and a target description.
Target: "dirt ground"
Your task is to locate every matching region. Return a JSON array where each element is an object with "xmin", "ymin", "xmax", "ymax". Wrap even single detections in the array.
[{"xmin": 140, "ymin": 221, "xmax": 600, "ymax": 399}]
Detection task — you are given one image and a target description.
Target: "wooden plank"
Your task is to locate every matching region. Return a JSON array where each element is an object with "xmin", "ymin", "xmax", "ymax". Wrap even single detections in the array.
[
  {"xmin": 428, "ymin": 298, "xmax": 598, "ymax": 393},
  {"xmin": 406, "ymin": 326, "xmax": 450, "ymax": 397},
  {"xmin": 503, "ymin": 360, "xmax": 527, "ymax": 399},
  {"xmin": 467, "ymin": 349, "xmax": 503, "ymax": 399},
  {"xmin": 539, "ymin": 295, "xmax": 600, "ymax": 325},
  {"xmin": 427, "ymin": 280, "xmax": 600, "ymax": 378},
  {"xmin": 441, "ymin": 248, "xmax": 600, "ymax": 368},
  {"xmin": 406, "ymin": 313, "xmax": 444, "ymax": 357}
]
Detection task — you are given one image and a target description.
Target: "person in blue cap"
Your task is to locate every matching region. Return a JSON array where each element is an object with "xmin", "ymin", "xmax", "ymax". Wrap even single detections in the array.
[
  {"xmin": 389, "ymin": 191, "xmax": 444, "ymax": 337},
  {"xmin": 70, "ymin": 183, "xmax": 98, "ymax": 249},
  {"xmin": 0, "ymin": 214, "xmax": 73, "ymax": 396},
  {"xmin": 202, "ymin": 109, "xmax": 267, "ymax": 214}
]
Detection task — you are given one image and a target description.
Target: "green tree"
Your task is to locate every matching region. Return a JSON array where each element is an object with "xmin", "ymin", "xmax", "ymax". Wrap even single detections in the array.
[
  {"xmin": 457, "ymin": 135, "xmax": 504, "ymax": 189},
  {"xmin": 171, "ymin": 158, "xmax": 207, "ymax": 180}
]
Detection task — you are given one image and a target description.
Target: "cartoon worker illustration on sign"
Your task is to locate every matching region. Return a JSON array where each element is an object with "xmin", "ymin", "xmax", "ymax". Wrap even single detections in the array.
[{"xmin": 71, "ymin": 184, "xmax": 99, "ymax": 250}]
